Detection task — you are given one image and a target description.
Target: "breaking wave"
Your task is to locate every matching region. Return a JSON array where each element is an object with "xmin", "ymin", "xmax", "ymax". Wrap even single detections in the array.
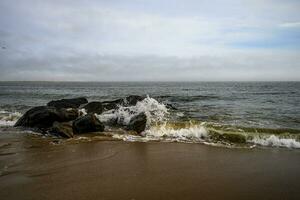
[
  {"xmin": 1, "ymin": 96, "xmax": 300, "ymax": 149},
  {"xmin": 250, "ymin": 135, "xmax": 300, "ymax": 148},
  {"xmin": 0, "ymin": 110, "xmax": 22, "ymax": 127},
  {"xmin": 112, "ymin": 122, "xmax": 300, "ymax": 149},
  {"xmin": 65, "ymin": 96, "xmax": 300, "ymax": 149},
  {"xmin": 96, "ymin": 96, "xmax": 169, "ymax": 126}
]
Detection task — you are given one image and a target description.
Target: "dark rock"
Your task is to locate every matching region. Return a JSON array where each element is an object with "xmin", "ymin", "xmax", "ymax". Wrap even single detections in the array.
[
  {"xmin": 47, "ymin": 97, "xmax": 88, "ymax": 109},
  {"xmin": 101, "ymin": 99, "xmax": 121, "ymax": 110},
  {"xmin": 59, "ymin": 108, "xmax": 79, "ymax": 121},
  {"xmin": 102, "ymin": 95, "xmax": 145, "ymax": 111},
  {"xmin": 51, "ymin": 121, "xmax": 74, "ymax": 138},
  {"xmin": 83, "ymin": 101, "xmax": 103, "ymax": 114},
  {"xmin": 14, "ymin": 106, "xmax": 78, "ymax": 128},
  {"xmin": 72, "ymin": 114, "xmax": 105, "ymax": 134},
  {"xmin": 165, "ymin": 103, "xmax": 177, "ymax": 110},
  {"xmin": 127, "ymin": 112, "xmax": 147, "ymax": 134},
  {"xmin": 123, "ymin": 95, "xmax": 145, "ymax": 106}
]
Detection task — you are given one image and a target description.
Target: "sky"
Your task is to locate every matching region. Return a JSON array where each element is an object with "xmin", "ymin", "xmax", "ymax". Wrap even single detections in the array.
[{"xmin": 0, "ymin": 0, "xmax": 300, "ymax": 81}]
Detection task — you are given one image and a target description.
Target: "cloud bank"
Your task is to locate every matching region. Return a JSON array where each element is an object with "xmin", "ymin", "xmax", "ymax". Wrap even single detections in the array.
[{"xmin": 0, "ymin": 0, "xmax": 299, "ymax": 81}]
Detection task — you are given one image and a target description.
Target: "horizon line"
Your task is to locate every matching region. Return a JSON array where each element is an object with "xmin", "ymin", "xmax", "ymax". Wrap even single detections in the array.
[{"xmin": 0, "ymin": 80, "xmax": 299, "ymax": 83}]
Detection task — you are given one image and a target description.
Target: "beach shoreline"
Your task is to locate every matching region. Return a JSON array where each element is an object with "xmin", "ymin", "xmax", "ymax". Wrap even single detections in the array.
[{"xmin": 1, "ymin": 134, "xmax": 299, "ymax": 200}]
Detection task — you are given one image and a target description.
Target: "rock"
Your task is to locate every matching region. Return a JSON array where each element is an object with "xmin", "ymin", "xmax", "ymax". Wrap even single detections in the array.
[
  {"xmin": 47, "ymin": 97, "xmax": 88, "ymax": 109},
  {"xmin": 123, "ymin": 95, "xmax": 145, "ymax": 106},
  {"xmin": 72, "ymin": 114, "xmax": 105, "ymax": 134},
  {"xmin": 83, "ymin": 102, "xmax": 103, "ymax": 114},
  {"xmin": 59, "ymin": 108, "xmax": 79, "ymax": 121},
  {"xmin": 102, "ymin": 95, "xmax": 145, "ymax": 111},
  {"xmin": 127, "ymin": 112, "xmax": 147, "ymax": 134},
  {"xmin": 165, "ymin": 103, "xmax": 177, "ymax": 110},
  {"xmin": 14, "ymin": 106, "xmax": 78, "ymax": 128},
  {"xmin": 51, "ymin": 121, "xmax": 74, "ymax": 138},
  {"xmin": 101, "ymin": 99, "xmax": 121, "ymax": 110}
]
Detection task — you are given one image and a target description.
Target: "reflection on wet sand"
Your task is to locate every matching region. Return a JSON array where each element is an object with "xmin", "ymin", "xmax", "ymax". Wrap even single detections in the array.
[{"xmin": 0, "ymin": 131, "xmax": 300, "ymax": 200}]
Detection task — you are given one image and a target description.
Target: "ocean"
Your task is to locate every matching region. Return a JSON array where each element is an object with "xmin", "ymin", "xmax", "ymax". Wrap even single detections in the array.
[{"xmin": 0, "ymin": 81, "xmax": 299, "ymax": 149}]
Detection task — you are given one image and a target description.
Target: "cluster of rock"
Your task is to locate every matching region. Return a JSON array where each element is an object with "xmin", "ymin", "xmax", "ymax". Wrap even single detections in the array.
[{"xmin": 14, "ymin": 96, "xmax": 148, "ymax": 138}]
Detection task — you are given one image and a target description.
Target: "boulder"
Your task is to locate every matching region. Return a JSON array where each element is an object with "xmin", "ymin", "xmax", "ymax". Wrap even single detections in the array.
[
  {"xmin": 51, "ymin": 121, "xmax": 74, "ymax": 138},
  {"xmin": 83, "ymin": 102, "xmax": 103, "ymax": 114},
  {"xmin": 14, "ymin": 106, "xmax": 78, "ymax": 128},
  {"xmin": 59, "ymin": 108, "xmax": 79, "ymax": 121},
  {"xmin": 72, "ymin": 114, "xmax": 105, "ymax": 134},
  {"xmin": 127, "ymin": 112, "xmax": 147, "ymax": 134},
  {"xmin": 47, "ymin": 97, "xmax": 88, "ymax": 109},
  {"xmin": 123, "ymin": 95, "xmax": 145, "ymax": 106},
  {"xmin": 102, "ymin": 95, "xmax": 145, "ymax": 111},
  {"xmin": 101, "ymin": 99, "xmax": 122, "ymax": 110},
  {"xmin": 165, "ymin": 103, "xmax": 177, "ymax": 110}
]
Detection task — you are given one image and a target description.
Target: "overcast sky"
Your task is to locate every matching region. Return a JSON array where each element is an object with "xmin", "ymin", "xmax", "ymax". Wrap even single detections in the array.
[{"xmin": 0, "ymin": 0, "xmax": 299, "ymax": 81}]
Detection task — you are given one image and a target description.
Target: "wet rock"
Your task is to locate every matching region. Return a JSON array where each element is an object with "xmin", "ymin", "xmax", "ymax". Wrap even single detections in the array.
[
  {"xmin": 165, "ymin": 103, "xmax": 177, "ymax": 110},
  {"xmin": 14, "ymin": 106, "xmax": 78, "ymax": 128},
  {"xmin": 51, "ymin": 121, "xmax": 73, "ymax": 138},
  {"xmin": 101, "ymin": 100, "xmax": 121, "ymax": 110},
  {"xmin": 102, "ymin": 95, "xmax": 145, "ymax": 111},
  {"xmin": 123, "ymin": 95, "xmax": 145, "ymax": 106},
  {"xmin": 59, "ymin": 108, "xmax": 79, "ymax": 121},
  {"xmin": 83, "ymin": 102, "xmax": 103, "ymax": 114},
  {"xmin": 47, "ymin": 97, "xmax": 88, "ymax": 109},
  {"xmin": 127, "ymin": 112, "xmax": 147, "ymax": 134},
  {"xmin": 72, "ymin": 114, "xmax": 105, "ymax": 134}
]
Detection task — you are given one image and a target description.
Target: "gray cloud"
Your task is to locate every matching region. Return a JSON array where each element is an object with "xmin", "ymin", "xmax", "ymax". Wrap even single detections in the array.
[
  {"xmin": 0, "ymin": 0, "xmax": 299, "ymax": 81},
  {"xmin": 1, "ymin": 52, "xmax": 299, "ymax": 81}
]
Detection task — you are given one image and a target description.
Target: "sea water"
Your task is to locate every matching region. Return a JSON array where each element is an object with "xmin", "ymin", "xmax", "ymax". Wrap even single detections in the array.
[{"xmin": 0, "ymin": 81, "xmax": 299, "ymax": 148}]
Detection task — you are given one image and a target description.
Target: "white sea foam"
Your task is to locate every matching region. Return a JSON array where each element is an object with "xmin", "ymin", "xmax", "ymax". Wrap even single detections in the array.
[
  {"xmin": 0, "ymin": 110, "xmax": 22, "ymax": 127},
  {"xmin": 0, "ymin": 120, "xmax": 15, "ymax": 127},
  {"xmin": 78, "ymin": 108, "xmax": 87, "ymax": 116},
  {"xmin": 143, "ymin": 123, "xmax": 208, "ymax": 141},
  {"xmin": 176, "ymin": 112, "xmax": 185, "ymax": 117},
  {"xmin": 112, "ymin": 134, "xmax": 152, "ymax": 142},
  {"xmin": 111, "ymin": 120, "xmax": 300, "ymax": 149},
  {"xmin": 111, "ymin": 123, "xmax": 209, "ymax": 143},
  {"xmin": 250, "ymin": 135, "xmax": 300, "ymax": 148},
  {"xmin": 96, "ymin": 96, "xmax": 169, "ymax": 126}
]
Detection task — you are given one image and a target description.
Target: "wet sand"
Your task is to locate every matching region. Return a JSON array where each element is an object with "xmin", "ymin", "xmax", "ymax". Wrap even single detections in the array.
[{"xmin": 0, "ymin": 133, "xmax": 300, "ymax": 200}]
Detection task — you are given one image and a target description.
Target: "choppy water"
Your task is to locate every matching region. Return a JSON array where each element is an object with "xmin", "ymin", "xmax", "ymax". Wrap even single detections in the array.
[{"xmin": 0, "ymin": 81, "xmax": 299, "ymax": 149}]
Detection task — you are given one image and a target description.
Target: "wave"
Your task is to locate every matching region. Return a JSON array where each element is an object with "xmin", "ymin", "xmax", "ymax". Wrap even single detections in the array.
[
  {"xmin": 0, "ymin": 110, "xmax": 22, "ymax": 127},
  {"xmin": 249, "ymin": 92, "xmax": 294, "ymax": 95},
  {"xmin": 167, "ymin": 95, "xmax": 220, "ymax": 103},
  {"xmin": 1, "ymin": 96, "xmax": 299, "ymax": 149},
  {"xmin": 250, "ymin": 135, "xmax": 300, "ymax": 148},
  {"xmin": 96, "ymin": 96, "xmax": 169, "ymax": 126},
  {"xmin": 94, "ymin": 96, "xmax": 300, "ymax": 149},
  {"xmin": 143, "ymin": 123, "xmax": 208, "ymax": 142},
  {"xmin": 113, "ymin": 125, "xmax": 300, "ymax": 148},
  {"xmin": 111, "ymin": 120, "xmax": 300, "ymax": 149}
]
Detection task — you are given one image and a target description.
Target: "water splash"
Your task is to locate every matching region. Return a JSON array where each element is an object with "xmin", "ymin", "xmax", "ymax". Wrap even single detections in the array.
[
  {"xmin": 143, "ymin": 122, "xmax": 208, "ymax": 142},
  {"xmin": 0, "ymin": 110, "xmax": 22, "ymax": 127},
  {"xmin": 250, "ymin": 135, "xmax": 300, "ymax": 148},
  {"xmin": 96, "ymin": 96, "xmax": 169, "ymax": 126}
]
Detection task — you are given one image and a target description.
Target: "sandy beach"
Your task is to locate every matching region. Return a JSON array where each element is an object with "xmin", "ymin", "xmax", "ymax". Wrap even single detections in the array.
[{"xmin": 0, "ymin": 132, "xmax": 299, "ymax": 200}]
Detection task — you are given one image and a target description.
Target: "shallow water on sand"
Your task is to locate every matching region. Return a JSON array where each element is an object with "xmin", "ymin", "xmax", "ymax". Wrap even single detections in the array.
[{"xmin": 0, "ymin": 132, "xmax": 300, "ymax": 200}]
